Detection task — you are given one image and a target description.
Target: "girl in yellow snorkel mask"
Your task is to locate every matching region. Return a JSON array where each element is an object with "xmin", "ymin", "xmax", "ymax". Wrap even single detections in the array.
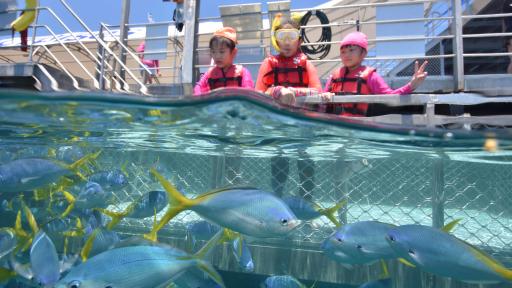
[{"xmin": 255, "ymin": 15, "xmax": 322, "ymax": 106}]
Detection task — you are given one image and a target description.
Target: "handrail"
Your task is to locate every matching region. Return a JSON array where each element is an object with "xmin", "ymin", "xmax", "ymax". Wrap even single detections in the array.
[
  {"xmin": 37, "ymin": 45, "xmax": 84, "ymax": 90},
  {"xmin": 58, "ymin": 0, "xmax": 147, "ymax": 94},
  {"xmin": 34, "ymin": 25, "xmax": 98, "ymax": 87},
  {"xmin": 99, "ymin": 23, "xmax": 154, "ymax": 80}
]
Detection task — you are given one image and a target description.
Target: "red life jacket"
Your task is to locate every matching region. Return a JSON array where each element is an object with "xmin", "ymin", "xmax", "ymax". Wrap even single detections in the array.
[
  {"xmin": 207, "ymin": 65, "xmax": 244, "ymax": 90},
  {"xmin": 326, "ymin": 66, "xmax": 375, "ymax": 116},
  {"xmin": 262, "ymin": 53, "xmax": 309, "ymax": 88}
]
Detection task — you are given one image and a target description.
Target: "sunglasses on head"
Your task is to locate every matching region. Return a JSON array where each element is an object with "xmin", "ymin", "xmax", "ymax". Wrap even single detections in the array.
[{"xmin": 275, "ymin": 29, "xmax": 300, "ymax": 42}]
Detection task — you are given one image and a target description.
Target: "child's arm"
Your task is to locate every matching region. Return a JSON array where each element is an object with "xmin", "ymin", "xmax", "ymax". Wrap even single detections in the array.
[
  {"xmin": 306, "ymin": 61, "xmax": 322, "ymax": 91},
  {"xmin": 193, "ymin": 73, "xmax": 210, "ymax": 96},
  {"xmin": 241, "ymin": 67, "xmax": 254, "ymax": 89},
  {"xmin": 368, "ymin": 72, "xmax": 413, "ymax": 95},
  {"xmin": 255, "ymin": 59, "xmax": 271, "ymax": 93}
]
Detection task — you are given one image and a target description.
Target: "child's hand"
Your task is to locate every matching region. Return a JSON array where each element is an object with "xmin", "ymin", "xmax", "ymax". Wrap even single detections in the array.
[
  {"xmin": 410, "ymin": 60, "xmax": 428, "ymax": 90},
  {"xmin": 279, "ymin": 87, "xmax": 296, "ymax": 106}
]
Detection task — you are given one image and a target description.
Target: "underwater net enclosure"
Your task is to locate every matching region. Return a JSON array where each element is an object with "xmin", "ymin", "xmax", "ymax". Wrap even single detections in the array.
[{"xmin": 0, "ymin": 90, "xmax": 511, "ymax": 288}]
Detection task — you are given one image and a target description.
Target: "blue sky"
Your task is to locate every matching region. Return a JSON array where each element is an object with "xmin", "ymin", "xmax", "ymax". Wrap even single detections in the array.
[{"xmin": 11, "ymin": 0, "xmax": 328, "ymax": 35}]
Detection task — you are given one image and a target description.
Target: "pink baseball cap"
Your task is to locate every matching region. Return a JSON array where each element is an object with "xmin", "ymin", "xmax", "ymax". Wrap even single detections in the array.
[{"xmin": 340, "ymin": 31, "xmax": 368, "ymax": 50}]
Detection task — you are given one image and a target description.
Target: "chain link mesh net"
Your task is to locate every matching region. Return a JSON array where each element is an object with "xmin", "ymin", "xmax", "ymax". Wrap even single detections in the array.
[{"xmin": 105, "ymin": 149, "xmax": 512, "ymax": 263}]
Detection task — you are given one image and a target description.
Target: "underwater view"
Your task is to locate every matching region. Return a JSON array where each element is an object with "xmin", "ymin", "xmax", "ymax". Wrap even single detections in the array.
[{"xmin": 0, "ymin": 90, "xmax": 512, "ymax": 288}]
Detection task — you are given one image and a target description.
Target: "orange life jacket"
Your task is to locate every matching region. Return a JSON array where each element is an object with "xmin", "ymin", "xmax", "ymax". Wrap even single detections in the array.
[
  {"xmin": 262, "ymin": 53, "xmax": 309, "ymax": 88},
  {"xmin": 326, "ymin": 66, "xmax": 375, "ymax": 116},
  {"xmin": 207, "ymin": 65, "xmax": 244, "ymax": 90}
]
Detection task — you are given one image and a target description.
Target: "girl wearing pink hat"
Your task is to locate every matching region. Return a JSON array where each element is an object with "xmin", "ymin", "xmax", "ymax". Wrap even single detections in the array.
[
  {"xmin": 324, "ymin": 31, "xmax": 428, "ymax": 116},
  {"xmin": 194, "ymin": 27, "xmax": 254, "ymax": 95}
]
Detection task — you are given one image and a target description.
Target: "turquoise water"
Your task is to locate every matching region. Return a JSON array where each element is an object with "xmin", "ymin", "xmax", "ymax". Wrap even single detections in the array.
[{"xmin": 0, "ymin": 90, "xmax": 511, "ymax": 288}]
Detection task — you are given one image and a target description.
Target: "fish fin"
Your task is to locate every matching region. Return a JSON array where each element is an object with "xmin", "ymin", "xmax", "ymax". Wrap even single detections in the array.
[
  {"xmin": 464, "ymin": 240, "xmax": 512, "ymax": 280},
  {"xmin": 398, "ymin": 258, "xmax": 416, "ymax": 268},
  {"xmin": 120, "ymin": 160, "xmax": 129, "ymax": 177},
  {"xmin": 21, "ymin": 201, "xmax": 38, "ymax": 235},
  {"xmin": 63, "ymin": 237, "xmax": 68, "ymax": 255},
  {"xmin": 194, "ymin": 229, "xmax": 230, "ymax": 259},
  {"xmin": 150, "ymin": 168, "xmax": 194, "ymax": 207},
  {"xmin": 143, "ymin": 206, "xmax": 184, "ymax": 242},
  {"xmin": 96, "ymin": 207, "xmax": 131, "ymax": 230},
  {"xmin": 197, "ymin": 186, "xmax": 259, "ymax": 200},
  {"xmin": 59, "ymin": 254, "xmax": 79, "ymax": 273},
  {"xmin": 441, "ymin": 218, "xmax": 461, "ymax": 233},
  {"xmin": 60, "ymin": 190, "xmax": 76, "ymax": 218},
  {"xmin": 48, "ymin": 147, "xmax": 57, "ymax": 158},
  {"xmin": 67, "ymin": 150, "xmax": 102, "ymax": 178},
  {"xmin": 8, "ymin": 253, "xmax": 32, "ymax": 280},
  {"xmin": 318, "ymin": 199, "xmax": 347, "ymax": 227},
  {"xmin": 380, "ymin": 259, "xmax": 390, "ymax": 278},
  {"xmin": 196, "ymin": 261, "xmax": 226, "ymax": 288},
  {"xmin": 0, "ymin": 267, "xmax": 16, "ymax": 282},
  {"xmin": 81, "ymin": 228, "xmax": 100, "ymax": 262}
]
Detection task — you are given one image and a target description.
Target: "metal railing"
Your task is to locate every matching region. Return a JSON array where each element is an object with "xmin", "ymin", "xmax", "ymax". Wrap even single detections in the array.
[
  {"xmin": 193, "ymin": 0, "xmax": 512, "ymax": 92},
  {"xmin": 0, "ymin": 1, "xmax": 148, "ymax": 94}
]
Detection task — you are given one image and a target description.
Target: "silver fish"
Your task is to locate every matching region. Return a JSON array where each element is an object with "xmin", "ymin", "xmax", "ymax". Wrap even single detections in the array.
[{"xmin": 54, "ymin": 246, "xmax": 225, "ymax": 288}]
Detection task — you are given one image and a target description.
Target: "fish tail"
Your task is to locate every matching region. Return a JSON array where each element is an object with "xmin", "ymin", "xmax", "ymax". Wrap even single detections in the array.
[
  {"xmin": 81, "ymin": 228, "xmax": 100, "ymax": 262},
  {"xmin": 60, "ymin": 190, "xmax": 76, "ymax": 218},
  {"xmin": 21, "ymin": 201, "xmax": 38, "ymax": 235},
  {"xmin": 441, "ymin": 218, "xmax": 461, "ymax": 233},
  {"xmin": 96, "ymin": 208, "xmax": 128, "ymax": 230},
  {"xmin": 67, "ymin": 150, "xmax": 102, "ymax": 177},
  {"xmin": 380, "ymin": 259, "xmax": 390, "ymax": 278},
  {"xmin": 150, "ymin": 168, "xmax": 194, "ymax": 208},
  {"xmin": 319, "ymin": 199, "xmax": 347, "ymax": 227},
  {"xmin": 143, "ymin": 206, "xmax": 184, "ymax": 242}
]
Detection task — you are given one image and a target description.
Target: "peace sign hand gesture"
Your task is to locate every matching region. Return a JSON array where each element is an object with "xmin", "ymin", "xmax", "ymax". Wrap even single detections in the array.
[{"xmin": 410, "ymin": 60, "xmax": 428, "ymax": 90}]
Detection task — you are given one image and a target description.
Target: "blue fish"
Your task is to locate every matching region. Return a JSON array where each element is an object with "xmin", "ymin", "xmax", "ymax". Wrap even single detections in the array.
[
  {"xmin": 322, "ymin": 221, "xmax": 396, "ymax": 265},
  {"xmin": 281, "ymin": 196, "xmax": 346, "ymax": 226},
  {"xmin": 145, "ymin": 169, "xmax": 300, "ymax": 242},
  {"xmin": 85, "ymin": 228, "xmax": 120, "ymax": 258},
  {"xmin": 186, "ymin": 221, "xmax": 221, "ymax": 251},
  {"xmin": 262, "ymin": 275, "xmax": 307, "ymax": 288},
  {"xmin": 75, "ymin": 181, "xmax": 110, "ymax": 210},
  {"xmin": 56, "ymin": 146, "xmax": 84, "ymax": 164},
  {"xmin": 30, "ymin": 231, "xmax": 60, "ymax": 286},
  {"xmin": 232, "ymin": 236, "xmax": 254, "ymax": 272},
  {"xmin": 54, "ymin": 246, "xmax": 225, "ymax": 288},
  {"xmin": 358, "ymin": 278, "xmax": 391, "ymax": 288},
  {"xmin": 89, "ymin": 169, "xmax": 128, "ymax": 190},
  {"xmin": 0, "ymin": 151, "xmax": 99, "ymax": 194},
  {"xmin": 386, "ymin": 224, "xmax": 512, "ymax": 284}
]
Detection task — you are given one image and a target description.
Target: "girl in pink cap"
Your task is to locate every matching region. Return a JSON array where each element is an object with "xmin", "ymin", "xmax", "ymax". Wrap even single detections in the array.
[
  {"xmin": 324, "ymin": 31, "xmax": 428, "ymax": 116},
  {"xmin": 194, "ymin": 27, "xmax": 254, "ymax": 95}
]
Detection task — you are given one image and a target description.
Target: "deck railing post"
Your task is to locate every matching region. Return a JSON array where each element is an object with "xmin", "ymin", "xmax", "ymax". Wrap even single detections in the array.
[
  {"xmin": 431, "ymin": 153, "xmax": 445, "ymax": 229},
  {"xmin": 182, "ymin": 0, "xmax": 200, "ymax": 88},
  {"xmin": 118, "ymin": 0, "xmax": 130, "ymax": 81},
  {"xmin": 452, "ymin": 0, "xmax": 464, "ymax": 91}
]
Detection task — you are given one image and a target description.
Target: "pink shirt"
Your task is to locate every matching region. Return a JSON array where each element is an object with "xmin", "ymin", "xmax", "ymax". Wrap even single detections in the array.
[
  {"xmin": 324, "ymin": 68, "xmax": 413, "ymax": 95},
  {"xmin": 136, "ymin": 42, "xmax": 160, "ymax": 71},
  {"xmin": 193, "ymin": 66, "xmax": 254, "ymax": 95}
]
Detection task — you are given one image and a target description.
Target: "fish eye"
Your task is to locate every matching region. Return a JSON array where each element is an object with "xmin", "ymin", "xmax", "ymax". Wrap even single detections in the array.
[
  {"xmin": 280, "ymin": 218, "xmax": 288, "ymax": 225},
  {"xmin": 68, "ymin": 280, "xmax": 81, "ymax": 288},
  {"xmin": 336, "ymin": 237, "xmax": 343, "ymax": 243},
  {"xmin": 408, "ymin": 249, "xmax": 415, "ymax": 255},
  {"xmin": 356, "ymin": 244, "xmax": 362, "ymax": 249},
  {"xmin": 388, "ymin": 235, "xmax": 395, "ymax": 242}
]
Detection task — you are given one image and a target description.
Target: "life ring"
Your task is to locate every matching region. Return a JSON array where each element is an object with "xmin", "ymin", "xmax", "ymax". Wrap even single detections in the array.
[{"xmin": 11, "ymin": 0, "xmax": 38, "ymax": 32}]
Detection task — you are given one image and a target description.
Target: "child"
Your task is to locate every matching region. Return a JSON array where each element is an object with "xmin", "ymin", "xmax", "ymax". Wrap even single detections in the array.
[
  {"xmin": 136, "ymin": 41, "xmax": 161, "ymax": 85},
  {"xmin": 193, "ymin": 27, "xmax": 254, "ymax": 95},
  {"xmin": 255, "ymin": 16, "xmax": 322, "ymax": 106},
  {"xmin": 324, "ymin": 31, "xmax": 428, "ymax": 116}
]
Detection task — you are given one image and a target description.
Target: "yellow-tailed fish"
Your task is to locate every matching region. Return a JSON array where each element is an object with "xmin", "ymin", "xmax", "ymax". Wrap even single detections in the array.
[
  {"xmin": 386, "ymin": 224, "xmax": 512, "ymax": 283},
  {"xmin": 281, "ymin": 195, "xmax": 346, "ymax": 226},
  {"xmin": 144, "ymin": 169, "xmax": 300, "ymax": 242}
]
